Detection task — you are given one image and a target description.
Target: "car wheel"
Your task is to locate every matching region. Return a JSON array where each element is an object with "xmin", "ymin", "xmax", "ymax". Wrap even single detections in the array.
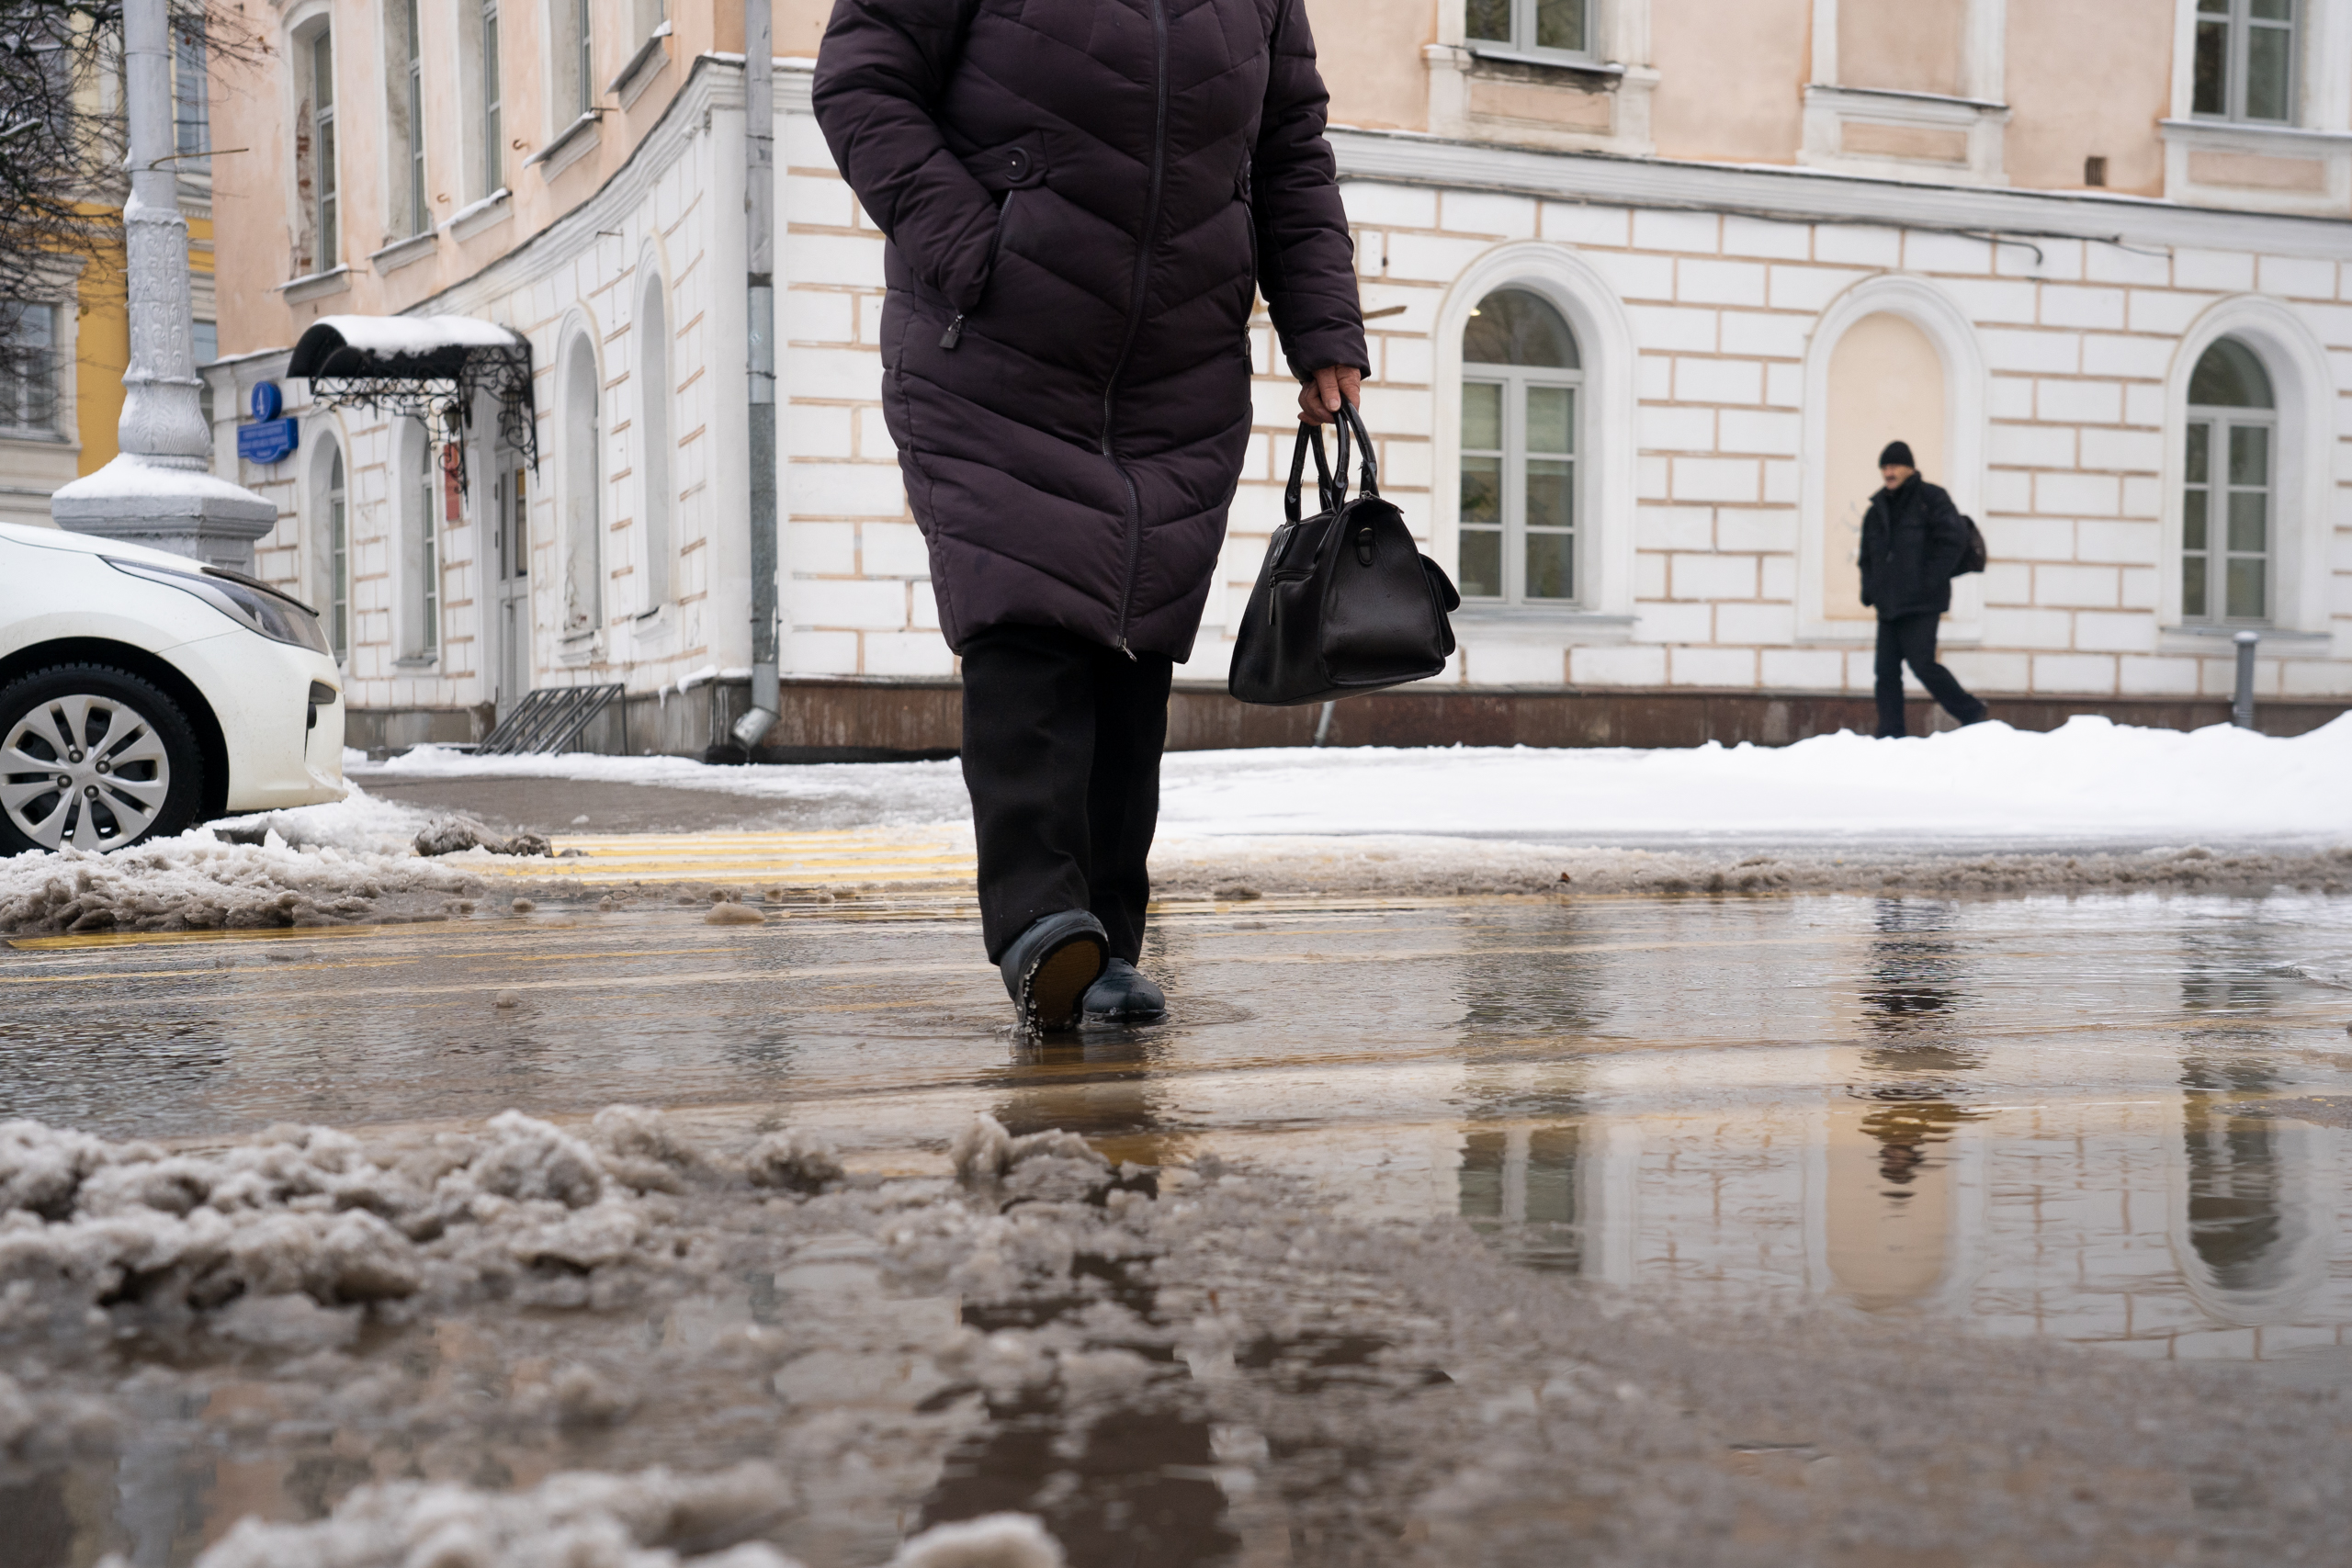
[{"xmin": 0, "ymin": 663, "xmax": 207, "ymax": 855}]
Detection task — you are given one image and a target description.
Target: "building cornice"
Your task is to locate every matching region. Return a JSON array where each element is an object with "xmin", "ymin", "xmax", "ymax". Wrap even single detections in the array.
[{"xmin": 1329, "ymin": 127, "xmax": 2352, "ymax": 257}]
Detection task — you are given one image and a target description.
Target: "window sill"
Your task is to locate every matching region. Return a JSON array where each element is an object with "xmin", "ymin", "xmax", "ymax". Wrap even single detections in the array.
[
  {"xmin": 2160, "ymin": 118, "xmax": 2352, "ymax": 152},
  {"xmin": 392, "ymin": 655, "xmax": 439, "ymax": 671},
  {"xmin": 526, "ymin": 112, "xmax": 604, "ymax": 180},
  {"xmin": 0, "ymin": 430, "xmax": 73, "ymax": 447},
  {"xmin": 276, "ymin": 265, "xmax": 352, "ymax": 304},
  {"xmin": 446, "ymin": 188, "xmax": 513, "ymax": 243},
  {"xmin": 2158, "ymin": 624, "xmax": 2335, "ymax": 656},
  {"xmin": 1453, "ymin": 606, "xmax": 1634, "ymax": 643},
  {"xmin": 1463, "ymin": 45, "xmax": 1620, "ymax": 77},
  {"xmin": 368, "ymin": 231, "xmax": 439, "ymax": 276},
  {"xmin": 608, "ymin": 20, "xmax": 673, "ymax": 110}
]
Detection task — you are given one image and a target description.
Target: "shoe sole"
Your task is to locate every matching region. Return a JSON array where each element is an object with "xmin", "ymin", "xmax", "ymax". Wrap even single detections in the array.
[{"xmin": 1024, "ymin": 937, "xmax": 1105, "ymax": 1032}]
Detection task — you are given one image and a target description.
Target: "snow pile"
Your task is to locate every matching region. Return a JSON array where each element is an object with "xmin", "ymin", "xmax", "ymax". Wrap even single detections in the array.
[
  {"xmin": 1155, "ymin": 715, "xmax": 2352, "ymax": 842},
  {"xmin": 364, "ymin": 715, "xmax": 2350, "ymax": 846},
  {"xmin": 413, "ymin": 815, "xmax": 553, "ymax": 858},
  {"xmin": 179, "ymin": 1470, "xmax": 1064, "ymax": 1568},
  {"xmin": 0, "ymin": 1108, "xmax": 844, "ymax": 1332},
  {"xmin": 363, "ymin": 745, "xmax": 972, "ymax": 828},
  {"xmin": 182, "ymin": 1462, "xmax": 801, "ymax": 1568},
  {"xmin": 0, "ymin": 829, "xmax": 472, "ymax": 935},
  {"xmin": 217, "ymin": 780, "xmax": 435, "ymax": 856},
  {"xmin": 1148, "ymin": 834, "xmax": 2352, "ymax": 899}
]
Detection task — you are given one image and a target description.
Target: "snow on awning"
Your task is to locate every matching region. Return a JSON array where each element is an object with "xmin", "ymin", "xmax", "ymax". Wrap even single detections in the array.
[
  {"xmin": 288, "ymin": 314, "xmax": 536, "ymax": 477},
  {"xmin": 288, "ymin": 314, "xmax": 526, "ymax": 380}
]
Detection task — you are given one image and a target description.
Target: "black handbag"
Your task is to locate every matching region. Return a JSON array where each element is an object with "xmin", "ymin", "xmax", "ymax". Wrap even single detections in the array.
[{"xmin": 1228, "ymin": 402, "xmax": 1460, "ymax": 706}]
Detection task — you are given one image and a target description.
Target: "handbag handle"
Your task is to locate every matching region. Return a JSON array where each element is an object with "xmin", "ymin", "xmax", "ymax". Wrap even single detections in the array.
[
  {"xmin": 1283, "ymin": 421, "xmax": 1339, "ymax": 523},
  {"xmin": 1282, "ymin": 399, "xmax": 1380, "ymax": 522}
]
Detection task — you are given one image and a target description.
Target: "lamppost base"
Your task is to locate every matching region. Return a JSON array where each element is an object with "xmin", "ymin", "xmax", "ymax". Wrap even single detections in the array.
[{"xmin": 51, "ymin": 454, "xmax": 277, "ymax": 573}]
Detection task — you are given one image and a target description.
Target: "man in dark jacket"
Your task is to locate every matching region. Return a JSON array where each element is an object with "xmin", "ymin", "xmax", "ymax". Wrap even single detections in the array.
[
  {"xmin": 1858, "ymin": 441, "xmax": 1986, "ymax": 739},
  {"xmin": 813, "ymin": 0, "xmax": 1367, "ymax": 1031}
]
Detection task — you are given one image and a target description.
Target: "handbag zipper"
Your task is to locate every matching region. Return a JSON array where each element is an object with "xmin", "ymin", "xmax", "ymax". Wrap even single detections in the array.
[
  {"xmin": 1100, "ymin": 0, "xmax": 1169, "ymax": 660},
  {"xmin": 940, "ymin": 190, "xmax": 1022, "ymax": 350}
]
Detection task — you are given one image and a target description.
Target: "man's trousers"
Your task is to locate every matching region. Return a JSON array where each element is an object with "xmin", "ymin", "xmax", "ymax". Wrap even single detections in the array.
[{"xmin": 1874, "ymin": 611, "xmax": 1986, "ymax": 738}]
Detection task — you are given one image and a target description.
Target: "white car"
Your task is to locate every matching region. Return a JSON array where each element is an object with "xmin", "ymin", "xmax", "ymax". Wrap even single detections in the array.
[{"xmin": 0, "ymin": 522, "xmax": 345, "ymax": 853}]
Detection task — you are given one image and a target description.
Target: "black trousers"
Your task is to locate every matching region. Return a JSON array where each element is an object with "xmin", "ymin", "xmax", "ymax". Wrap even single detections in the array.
[
  {"xmin": 1874, "ymin": 611, "xmax": 1985, "ymax": 738},
  {"xmin": 959, "ymin": 624, "xmax": 1174, "ymax": 964}
]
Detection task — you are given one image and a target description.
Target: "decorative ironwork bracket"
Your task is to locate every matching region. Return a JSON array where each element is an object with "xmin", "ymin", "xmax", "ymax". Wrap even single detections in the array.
[{"xmin": 307, "ymin": 343, "xmax": 536, "ymax": 494}]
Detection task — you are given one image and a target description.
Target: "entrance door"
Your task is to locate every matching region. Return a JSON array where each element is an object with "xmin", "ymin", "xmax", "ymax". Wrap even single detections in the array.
[{"xmin": 492, "ymin": 462, "xmax": 531, "ymax": 711}]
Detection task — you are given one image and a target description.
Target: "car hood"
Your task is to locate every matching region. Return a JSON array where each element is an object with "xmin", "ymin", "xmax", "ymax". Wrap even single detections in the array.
[{"xmin": 0, "ymin": 521, "xmax": 220, "ymax": 573}]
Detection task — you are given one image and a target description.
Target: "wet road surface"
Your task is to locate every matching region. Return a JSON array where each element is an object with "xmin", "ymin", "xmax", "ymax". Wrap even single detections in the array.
[
  {"xmin": 10, "ymin": 890, "xmax": 2352, "ymax": 1357},
  {"xmin": 6, "ymin": 888, "xmax": 2352, "ymax": 1563}
]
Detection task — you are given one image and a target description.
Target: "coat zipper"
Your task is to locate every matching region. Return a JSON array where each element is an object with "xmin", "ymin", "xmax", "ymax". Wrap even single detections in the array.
[
  {"xmin": 1099, "ymin": 0, "xmax": 1169, "ymax": 659},
  {"xmin": 940, "ymin": 191, "xmax": 1021, "ymax": 350}
]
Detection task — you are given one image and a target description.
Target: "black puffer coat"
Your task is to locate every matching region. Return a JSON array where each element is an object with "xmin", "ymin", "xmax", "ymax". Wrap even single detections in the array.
[
  {"xmin": 812, "ymin": 0, "xmax": 1365, "ymax": 660},
  {"xmin": 1858, "ymin": 476, "xmax": 1967, "ymax": 620}
]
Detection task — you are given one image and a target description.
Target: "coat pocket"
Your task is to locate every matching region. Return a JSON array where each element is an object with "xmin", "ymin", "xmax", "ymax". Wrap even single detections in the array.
[{"xmin": 940, "ymin": 192, "xmax": 1019, "ymax": 351}]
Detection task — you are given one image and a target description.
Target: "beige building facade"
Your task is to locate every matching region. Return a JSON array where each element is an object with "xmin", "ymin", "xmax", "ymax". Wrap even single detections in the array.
[{"xmin": 203, "ymin": 0, "xmax": 2352, "ymax": 752}]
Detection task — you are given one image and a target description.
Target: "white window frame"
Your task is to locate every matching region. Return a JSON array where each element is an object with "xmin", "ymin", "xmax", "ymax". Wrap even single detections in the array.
[
  {"xmin": 404, "ymin": 420, "xmax": 441, "ymax": 661},
  {"xmin": 0, "ymin": 302, "xmax": 64, "ymax": 439},
  {"xmin": 1464, "ymin": 0, "xmax": 1596, "ymax": 63},
  {"xmin": 297, "ymin": 18, "xmax": 339, "ymax": 273},
  {"xmin": 1430, "ymin": 243, "xmax": 1636, "ymax": 635},
  {"xmin": 481, "ymin": 0, "xmax": 503, "ymax": 197},
  {"xmin": 2157, "ymin": 299, "xmax": 2335, "ymax": 649},
  {"xmin": 1459, "ymin": 353, "xmax": 1583, "ymax": 606},
  {"xmin": 310, "ymin": 432, "xmax": 350, "ymax": 663},
  {"xmin": 2191, "ymin": 0, "xmax": 2301, "ymax": 125},
  {"xmin": 2180, "ymin": 403, "xmax": 2276, "ymax": 626}
]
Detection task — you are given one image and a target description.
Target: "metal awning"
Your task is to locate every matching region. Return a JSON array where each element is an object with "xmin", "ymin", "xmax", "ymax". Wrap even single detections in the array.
[{"xmin": 288, "ymin": 314, "xmax": 536, "ymax": 477}]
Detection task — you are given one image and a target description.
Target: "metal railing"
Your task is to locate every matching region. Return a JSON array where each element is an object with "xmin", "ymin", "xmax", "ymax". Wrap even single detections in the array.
[{"xmin": 476, "ymin": 683, "xmax": 625, "ymax": 756}]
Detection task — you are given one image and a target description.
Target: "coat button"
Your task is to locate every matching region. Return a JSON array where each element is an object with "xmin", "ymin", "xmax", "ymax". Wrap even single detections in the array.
[{"xmin": 1006, "ymin": 148, "xmax": 1029, "ymax": 179}]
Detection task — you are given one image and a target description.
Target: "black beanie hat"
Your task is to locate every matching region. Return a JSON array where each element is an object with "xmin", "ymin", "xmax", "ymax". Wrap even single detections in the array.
[{"xmin": 1878, "ymin": 441, "xmax": 1916, "ymax": 468}]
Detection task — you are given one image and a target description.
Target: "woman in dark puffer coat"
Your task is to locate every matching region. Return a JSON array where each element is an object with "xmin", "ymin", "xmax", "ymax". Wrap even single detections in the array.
[{"xmin": 814, "ymin": 0, "xmax": 1367, "ymax": 1031}]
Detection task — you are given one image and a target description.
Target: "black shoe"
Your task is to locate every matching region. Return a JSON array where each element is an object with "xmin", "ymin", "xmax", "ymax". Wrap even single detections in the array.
[
  {"xmin": 1082, "ymin": 958, "xmax": 1167, "ymax": 1026},
  {"xmin": 1000, "ymin": 910, "xmax": 1108, "ymax": 1032}
]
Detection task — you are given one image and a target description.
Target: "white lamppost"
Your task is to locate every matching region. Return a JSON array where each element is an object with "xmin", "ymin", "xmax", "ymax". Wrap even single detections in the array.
[{"xmin": 51, "ymin": 0, "xmax": 274, "ymax": 568}]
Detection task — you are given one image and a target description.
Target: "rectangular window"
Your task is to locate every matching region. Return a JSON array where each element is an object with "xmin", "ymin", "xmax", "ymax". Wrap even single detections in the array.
[
  {"xmin": 173, "ymin": 17, "xmax": 209, "ymax": 175},
  {"xmin": 311, "ymin": 29, "xmax": 339, "ymax": 266},
  {"xmin": 1466, "ymin": 0, "xmax": 1591, "ymax": 60},
  {"xmin": 2192, "ymin": 0, "xmax": 2296, "ymax": 124},
  {"xmin": 577, "ymin": 0, "xmax": 594, "ymax": 116},
  {"xmin": 2181, "ymin": 415, "xmax": 2272, "ymax": 623},
  {"xmin": 481, "ymin": 0, "xmax": 503, "ymax": 195},
  {"xmin": 406, "ymin": 0, "xmax": 427, "ymax": 235},
  {"xmin": 0, "ymin": 303, "xmax": 59, "ymax": 435},
  {"xmin": 1460, "ymin": 373, "xmax": 1578, "ymax": 604}
]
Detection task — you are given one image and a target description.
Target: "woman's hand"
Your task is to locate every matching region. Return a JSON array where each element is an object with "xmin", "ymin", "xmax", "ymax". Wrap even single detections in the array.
[{"xmin": 1297, "ymin": 365, "xmax": 1362, "ymax": 425}]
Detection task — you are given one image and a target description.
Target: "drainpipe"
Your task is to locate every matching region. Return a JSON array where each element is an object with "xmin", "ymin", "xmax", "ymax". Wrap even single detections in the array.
[
  {"xmin": 732, "ymin": 0, "xmax": 781, "ymax": 756},
  {"xmin": 2231, "ymin": 630, "xmax": 2259, "ymax": 730}
]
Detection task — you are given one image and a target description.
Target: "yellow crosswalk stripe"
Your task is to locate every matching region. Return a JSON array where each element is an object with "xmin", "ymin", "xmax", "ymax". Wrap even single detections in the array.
[{"xmin": 469, "ymin": 829, "xmax": 978, "ymax": 886}]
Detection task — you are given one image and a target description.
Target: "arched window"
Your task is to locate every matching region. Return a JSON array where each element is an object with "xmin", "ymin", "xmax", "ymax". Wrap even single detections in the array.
[
  {"xmin": 311, "ymin": 436, "xmax": 348, "ymax": 661},
  {"xmin": 638, "ymin": 274, "xmax": 673, "ymax": 612},
  {"xmin": 561, "ymin": 334, "xmax": 603, "ymax": 637},
  {"xmin": 1460, "ymin": 288, "xmax": 1581, "ymax": 604},
  {"xmin": 2182, "ymin": 336, "xmax": 2275, "ymax": 625},
  {"xmin": 404, "ymin": 419, "xmax": 439, "ymax": 659}
]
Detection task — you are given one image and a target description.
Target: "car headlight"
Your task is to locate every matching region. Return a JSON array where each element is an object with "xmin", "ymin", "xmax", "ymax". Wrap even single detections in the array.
[{"xmin": 107, "ymin": 558, "xmax": 334, "ymax": 657}]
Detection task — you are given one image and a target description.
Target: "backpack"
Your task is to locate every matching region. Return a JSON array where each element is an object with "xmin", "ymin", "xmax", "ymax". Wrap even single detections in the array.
[{"xmin": 1955, "ymin": 513, "xmax": 1987, "ymax": 576}]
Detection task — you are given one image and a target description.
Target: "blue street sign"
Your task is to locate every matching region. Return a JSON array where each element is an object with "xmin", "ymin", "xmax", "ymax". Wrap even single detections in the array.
[
  {"xmin": 237, "ymin": 418, "xmax": 299, "ymax": 466},
  {"xmin": 249, "ymin": 381, "xmax": 283, "ymax": 422}
]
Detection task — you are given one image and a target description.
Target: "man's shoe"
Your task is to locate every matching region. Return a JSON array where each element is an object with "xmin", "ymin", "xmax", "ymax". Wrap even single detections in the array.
[
  {"xmin": 1081, "ymin": 958, "xmax": 1167, "ymax": 1025},
  {"xmin": 1000, "ymin": 910, "xmax": 1108, "ymax": 1032}
]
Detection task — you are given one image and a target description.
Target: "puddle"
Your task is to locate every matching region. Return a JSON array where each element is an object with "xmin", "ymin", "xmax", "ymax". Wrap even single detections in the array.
[{"xmin": 5, "ymin": 890, "xmax": 2352, "ymax": 1562}]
